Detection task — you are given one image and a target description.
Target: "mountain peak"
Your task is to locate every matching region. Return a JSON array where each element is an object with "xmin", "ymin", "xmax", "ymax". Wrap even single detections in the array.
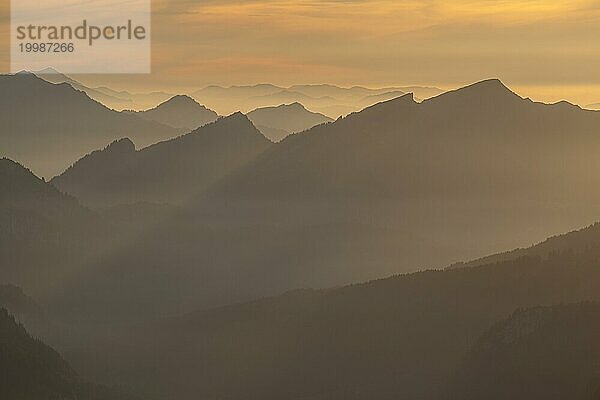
[
  {"xmin": 246, "ymin": 103, "xmax": 333, "ymax": 141},
  {"xmin": 231, "ymin": 110, "xmax": 248, "ymax": 118},
  {"xmin": 0, "ymin": 157, "xmax": 57, "ymax": 202},
  {"xmin": 215, "ymin": 112, "xmax": 267, "ymax": 138},
  {"xmin": 424, "ymin": 78, "xmax": 520, "ymax": 106},
  {"xmin": 187, "ymin": 111, "xmax": 257, "ymax": 136},
  {"xmin": 166, "ymin": 94, "xmax": 197, "ymax": 104},
  {"xmin": 285, "ymin": 102, "xmax": 307, "ymax": 110},
  {"xmin": 105, "ymin": 138, "xmax": 136, "ymax": 153},
  {"xmin": 36, "ymin": 67, "xmax": 62, "ymax": 75},
  {"xmin": 11, "ymin": 71, "xmax": 42, "ymax": 81},
  {"xmin": 133, "ymin": 94, "xmax": 218, "ymax": 130},
  {"xmin": 468, "ymin": 78, "xmax": 512, "ymax": 92},
  {"xmin": 451, "ymin": 78, "xmax": 516, "ymax": 98},
  {"xmin": 471, "ymin": 78, "xmax": 514, "ymax": 92},
  {"xmin": 549, "ymin": 99, "xmax": 581, "ymax": 110},
  {"xmin": 222, "ymin": 111, "xmax": 253, "ymax": 125},
  {"xmin": 157, "ymin": 95, "xmax": 202, "ymax": 109}
]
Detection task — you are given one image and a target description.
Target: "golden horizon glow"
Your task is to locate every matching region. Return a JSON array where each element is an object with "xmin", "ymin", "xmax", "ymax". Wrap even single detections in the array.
[{"xmin": 1, "ymin": 0, "xmax": 600, "ymax": 106}]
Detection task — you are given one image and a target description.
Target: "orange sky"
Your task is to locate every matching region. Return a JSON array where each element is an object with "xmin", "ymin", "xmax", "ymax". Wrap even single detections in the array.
[{"xmin": 2, "ymin": 0, "xmax": 600, "ymax": 105}]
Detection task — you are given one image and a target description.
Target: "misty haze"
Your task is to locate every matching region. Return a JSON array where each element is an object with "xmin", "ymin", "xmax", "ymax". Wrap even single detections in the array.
[{"xmin": 2, "ymin": 1, "xmax": 600, "ymax": 400}]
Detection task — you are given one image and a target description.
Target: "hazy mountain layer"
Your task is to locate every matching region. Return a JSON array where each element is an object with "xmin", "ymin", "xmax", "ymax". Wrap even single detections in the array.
[
  {"xmin": 449, "ymin": 222, "xmax": 600, "ymax": 270},
  {"xmin": 35, "ymin": 68, "xmax": 174, "ymax": 111},
  {"xmin": 46, "ymin": 79, "xmax": 600, "ymax": 324},
  {"xmin": 0, "ymin": 73, "xmax": 180, "ymax": 177},
  {"xmin": 0, "ymin": 308, "xmax": 136, "ymax": 400},
  {"xmin": 34, "ymin": 68, "xmax": 132, "ymax": 108},
  {"xmin": 124, "ymin": 95, "xmax": 218, "ymax": 130},
  {"xmin": 67, "ymin": 223, "xmax": 600, "ymax": 400},
  {"xmin": 247, "ymin": 102, "xmax": 333, "ymax": 141},
  {"xmin": 52, "ymin": 113, "xmax": 272, "ymax": 206},
  {"xmin": 192, "ymin": 83, "xmax": 443, "ymax": 117},
  {"xmin": 33, "ymin": 69, "xmax": 443, "ymax": 116},
  {"xmin": 192, "ymin": 79, "xmax": 600, "ymax": 281},
  {"xmin": 0, "ymin": 158, "xmax": 103, "ymax": 295},
  {"xmin": 1, "ymin": 158, "xmax": 193, "ymax": 325}
]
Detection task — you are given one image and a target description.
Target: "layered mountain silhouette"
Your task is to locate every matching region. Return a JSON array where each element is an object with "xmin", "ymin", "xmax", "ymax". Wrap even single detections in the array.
[
  {"xmin": 358, "ymin": 90, "xmax": 408, "ymax": 105},
  {"xmin": 192, "ymin": 79, "xmax": 600, "ymax": 276},
  {"xmin": 450, "ymin": 222, "xmax": 600, "ymax": 270},
  {"xmin": 210, "ymin": 79, "xmax": 600, "ymax": 200},
  {"xmin": 35, "ymin": 68, "xmax": 173, "ymax": 110},
  {"xmin": 0, "ymin": 158, "xmax": 102, "ymax": 295},
  {"xmin": 447, "ymin": 302, "xmax": 600, "ymax": 400},
  {"xmin": 4, "ymin": 77, "xmax": 600, "ymax": 400},
  {"xmin": 68, "ymin": 221, "xmax": 600, "ymax": 400},
  {"xmin": 247, "ymin": 102, "xmax": 333, "ymax": 141},
  {"xmin": 34, "ymin": 68, "xmax": 443, "ymax": 116},
  {"xmin": 52, "ymin": 113, "xmax": 272, "ymax": 206},
  {"xmin": 192, "ymin": 82, "xmax": 443, "ymax": 117},
  {"xmin": 47, "ymin": 79, "xmax": 600, "ymax": 318},
  {"xmin": 124, "ymin": 95, "xmax": 218, "ymax": 130},
  {"xmin": 2, "ymin": 157, "xmax": 207, "ymax": 325},
  {"xmin": 287, "ymin": 83, "xmax": 442, "ymax": 100},
  {"xmin": 0, "ymin": 73, "xmax": 180, "ymax": 176},
  {"xmin": 0, "ymin": 308, "xmax": 136, "ymax": 400},
  {"xmin": 289, "ymin": 83, "xmax": 399, "ymax": 99},
  {"xmin": 34, "ymin": 68, "xmax": 131, "ymax": 108}
]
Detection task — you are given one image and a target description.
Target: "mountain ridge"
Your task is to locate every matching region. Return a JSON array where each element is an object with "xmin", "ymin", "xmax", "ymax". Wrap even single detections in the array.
[
  {"xmin": 247, "ymin": 102, "xmax": 333, "ymax": 141},
  {"xmin": 50, "ymin": 78, "xmax": 600, "ymax": 303},
  {"xmin": 0, "ymin": 73, "xmax": 180, "ymax": 177},
  {"xmin": 33, "ymin": 68, "xmax": 174, "ymax": 110},
  {"xmin": 69, "ymin": 220, "xmax": 600, "ymax": 400},
  {"xmin": 123, "ymin": 95, "xmax": 219, "ymax": 130},
  {"xmin": 192, "ymin": 82, "xmax": 444, "ymax": 117},
  {"xmin": 52, "ymin": 112, "xmax": 272, "ymax": 206}
]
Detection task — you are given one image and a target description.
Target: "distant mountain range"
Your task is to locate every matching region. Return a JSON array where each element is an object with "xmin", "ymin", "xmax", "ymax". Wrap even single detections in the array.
[
  {"xmin": 35, "ymin": 68, "xmax": 131, "ymax": 107},
  {"xmin": 247, "ymin": 102, "xmax": 333, "ymax": 141},
  {"xmin": 358, "ymin": 90, "xmax": 408, "ymax": 104},
  {"xmin": 34, "ymin": 68, "xmax": 174, "ymax": 110},
  {"xmin": 192, "ymin": 82, "xmax": 444, "ymax": 117},
  {"xmin": 0, "ymin": 73, "xmax": 181, "ymax": 177},
  {"xmin": 123, "ymin": 95, "xmax": 219, "ymax": 131},
  {"xmin": 32, "ymin": 69, "xmax": 445, "ymax": 118},
  {"xmin": 8, "ymin": 71, "xmax": 344, "ymax": 175}
]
